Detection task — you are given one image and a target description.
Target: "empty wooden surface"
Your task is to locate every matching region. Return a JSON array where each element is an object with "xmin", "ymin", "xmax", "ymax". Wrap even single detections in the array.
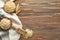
[{"xmin": 16, "ymin": 0, "xmax": 60, "ymax": 40}]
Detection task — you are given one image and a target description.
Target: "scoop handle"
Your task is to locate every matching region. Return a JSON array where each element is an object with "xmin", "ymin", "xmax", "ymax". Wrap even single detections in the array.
[{"xmin": 12, "ymin": 23, "xmax": 33, "ymax": 39}]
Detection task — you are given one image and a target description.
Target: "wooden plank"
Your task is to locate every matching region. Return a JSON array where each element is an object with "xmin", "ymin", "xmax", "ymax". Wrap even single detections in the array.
[
  {"xmin": 19, "ymin": 0, "xmax": 60, "ymax": 15},
  {"xmin": 21, "ymin": 0, "xmax": 60, "ymax": 3},
  {"xmin": 15, "ymin": 0, "xmax": 60, "ymax": 40},
  {"xmin": 19, "ymin": 15, "xmax": 60, "ymax": 25},
  {"xmin": 19, "ymin": 15, "xmax": 60, "ymax": 40}
]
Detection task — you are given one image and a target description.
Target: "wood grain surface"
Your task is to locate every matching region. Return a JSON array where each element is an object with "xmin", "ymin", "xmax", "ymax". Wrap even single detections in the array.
[{"xmin": 16, "ymin": 0, "xmax": 60, "ymax": 40}]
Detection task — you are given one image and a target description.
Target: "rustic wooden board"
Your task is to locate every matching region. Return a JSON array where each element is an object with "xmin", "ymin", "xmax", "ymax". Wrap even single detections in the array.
[
  {"xmin": 15, "ymin": 0, "xmax": 60, "ymax": 40},
  {"xmin": 19, "ymin": 15, "xmax": 60, "ymax": 40}
]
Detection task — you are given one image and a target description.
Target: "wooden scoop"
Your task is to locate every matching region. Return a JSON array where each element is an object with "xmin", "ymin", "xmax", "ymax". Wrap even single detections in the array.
[
  {"xmin": 12, "ymin": 24, "xmax": 33, "ymax": 38},
  {"xmin": 0, "ymin": 18, "xmax": 33, "ymax": 38}
]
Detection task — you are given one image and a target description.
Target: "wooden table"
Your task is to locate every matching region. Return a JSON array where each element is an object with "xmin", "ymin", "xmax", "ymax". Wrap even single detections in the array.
[{"xmin": 17, "ymin": 0, "xmax": 60, "ymax": 40}]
